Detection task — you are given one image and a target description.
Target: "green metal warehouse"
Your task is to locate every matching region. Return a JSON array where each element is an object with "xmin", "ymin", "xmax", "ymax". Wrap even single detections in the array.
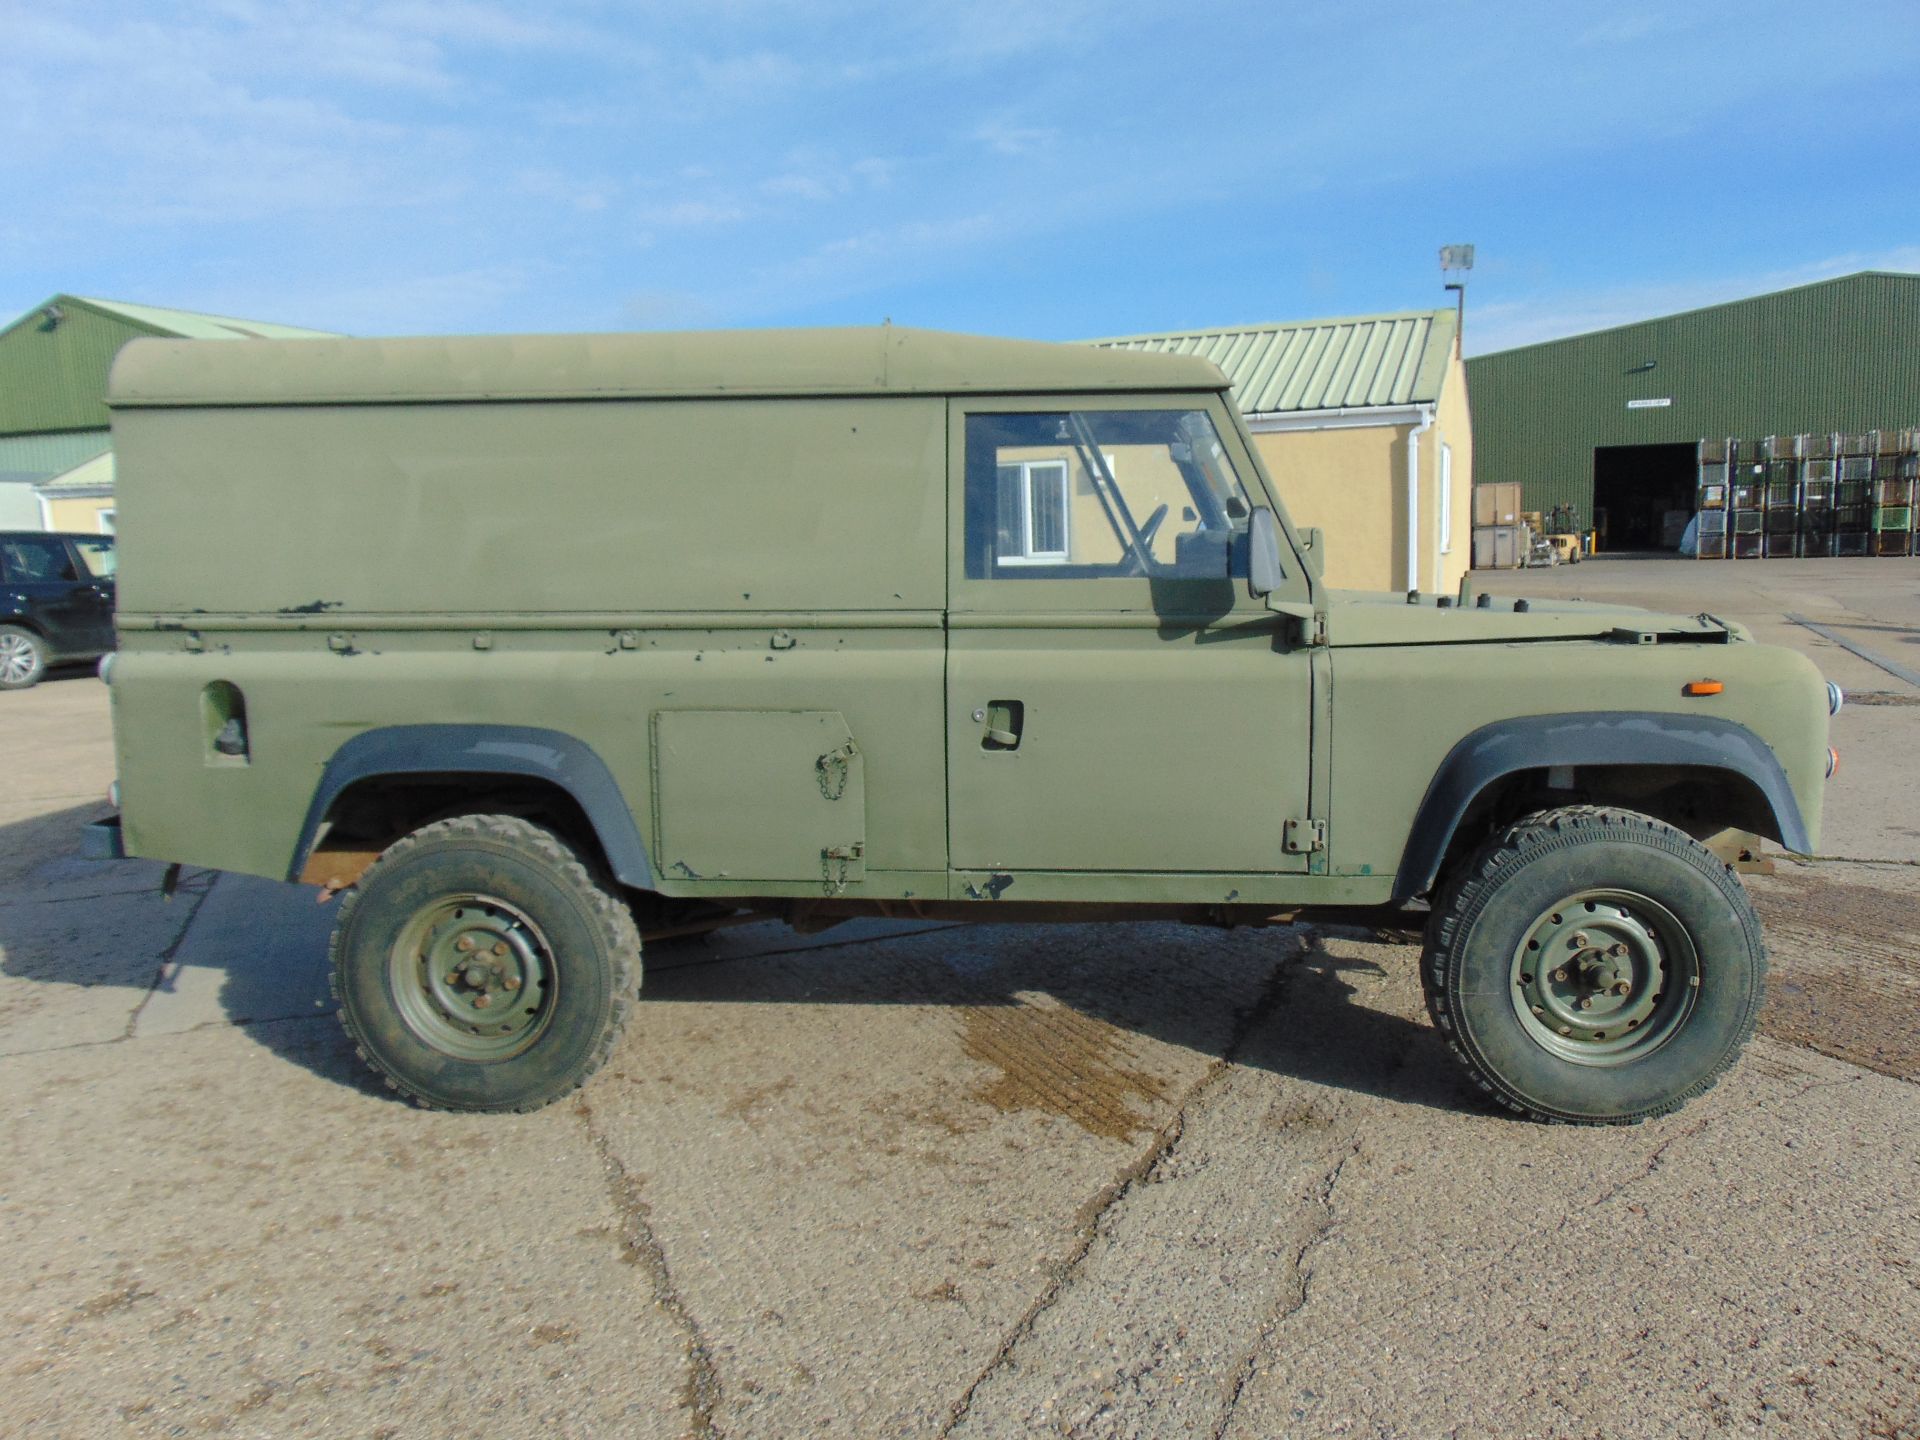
[{"xmin": 1466, "ymin": 271, "xmax": 1920, "ymax": 552}]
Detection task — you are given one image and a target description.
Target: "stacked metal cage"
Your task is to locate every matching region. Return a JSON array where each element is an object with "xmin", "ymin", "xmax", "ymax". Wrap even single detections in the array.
[{"xmin": 1695, "ymin": 428, "xmax": 1919, "ymax": 558}]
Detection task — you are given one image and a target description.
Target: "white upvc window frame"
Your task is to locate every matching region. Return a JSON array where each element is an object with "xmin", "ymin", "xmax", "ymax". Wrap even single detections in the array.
[
  {"xmin": 98, "ymin": 508, "xmax": 116, "ymax": 535},
  {"xmin": 998, "ymin": 458, "xmax": 1072, "ymax": 565}
]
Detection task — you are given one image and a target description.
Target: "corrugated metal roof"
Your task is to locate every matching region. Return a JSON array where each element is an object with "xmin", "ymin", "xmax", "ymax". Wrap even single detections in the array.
[
  {"xmin": 36, "ymin": 450, "xmax": 113, "ymax": 493},
  {"xmin": 72, "ymin": 297, "xmax": 338, "ymax": 341},
  {"xmin": 1087, "ymin": 309, "xmax": 1457, "ymax": 415},
  {"xmin": 0, "ymin": 429, "xmax": 111, "ymax": 478}
]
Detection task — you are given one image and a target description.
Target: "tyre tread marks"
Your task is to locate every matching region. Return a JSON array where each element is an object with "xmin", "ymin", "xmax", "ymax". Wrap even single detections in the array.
[
  {"xmin": 328, "ymin": 813, "xmax": 640, "ymax": 1112},
  {"xmin": 1421, "ymin": 804, "xmax": 1767, "ymax": 1126}
]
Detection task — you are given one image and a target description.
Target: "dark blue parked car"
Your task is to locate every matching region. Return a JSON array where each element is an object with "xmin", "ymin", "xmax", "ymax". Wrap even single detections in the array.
[{"xmin": 0, "ymin": 531, "xmax": 116, "ymax": 690}]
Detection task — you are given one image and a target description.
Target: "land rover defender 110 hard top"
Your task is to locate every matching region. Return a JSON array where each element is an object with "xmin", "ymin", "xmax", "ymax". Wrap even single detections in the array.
[{"xmin": 88, "ymin": 326, "xmax": 1836, "ymax": 1123}]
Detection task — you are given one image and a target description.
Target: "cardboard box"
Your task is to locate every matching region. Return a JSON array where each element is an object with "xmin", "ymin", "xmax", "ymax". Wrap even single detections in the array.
[{"xmin": 1473, "ymin": 483, "xmax": 1522, "ymax": 527}]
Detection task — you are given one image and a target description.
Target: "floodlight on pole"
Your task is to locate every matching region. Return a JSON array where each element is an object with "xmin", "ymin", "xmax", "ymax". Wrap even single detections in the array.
[{"xmin": 1439, "ymin": 244, "xmax": 1474, "ymax": 347}]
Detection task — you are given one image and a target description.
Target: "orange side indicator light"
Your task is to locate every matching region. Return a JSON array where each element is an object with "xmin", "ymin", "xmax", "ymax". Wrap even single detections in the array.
[{"xmin": 1683, "ymin": 680, "xmax": 1725, "ymax": 697}]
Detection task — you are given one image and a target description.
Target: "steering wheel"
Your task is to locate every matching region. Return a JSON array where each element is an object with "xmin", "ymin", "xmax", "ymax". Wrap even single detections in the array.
[{"xmin": 1124, "ymin": 504, "xmax": 1169, "ymax": 575}]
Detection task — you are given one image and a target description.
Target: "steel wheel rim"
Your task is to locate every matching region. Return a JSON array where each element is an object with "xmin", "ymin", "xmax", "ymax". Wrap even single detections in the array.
[
  {"xmin": 1509, "ymin": 888, "xmax": 1699, "ymax": 1066},
  {"xmin": 0, "ymin": 633, "xmax": 35, "ymax": 683},
  {"xmin": 387, "ymin": 893, "xmax": 556, "ymax": 1060}
]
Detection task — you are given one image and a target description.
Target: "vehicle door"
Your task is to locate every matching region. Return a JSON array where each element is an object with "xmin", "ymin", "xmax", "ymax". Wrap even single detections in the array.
[
  {"xmin": 64, "ymin": 535, "xmax": 118, "ymax": 653},
  {"xmin": 0, "ymin": 534, "xmax": 93, "ymax": 656},
  {"xmin": 944, "ymin": 395, "xmax": 1316, "ymax": 883}
]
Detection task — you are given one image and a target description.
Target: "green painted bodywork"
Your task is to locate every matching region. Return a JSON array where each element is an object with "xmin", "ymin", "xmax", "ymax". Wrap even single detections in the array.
[{"xmin": 103, "ymin": 326, "xmax": 1830, "ymax": 912}]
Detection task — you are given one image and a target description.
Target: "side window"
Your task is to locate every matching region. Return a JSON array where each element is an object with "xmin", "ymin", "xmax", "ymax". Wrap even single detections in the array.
[
  {"xmin": 72, "ymin": 537, "xmax": 117, "ymax": 578},
  {"xmin": 0, "ymin": 536, "xmax": 80, "ymax": 583},
  {"xmin": 966, "ymin": 410, "xmax": 1255, "ymax": 580}
]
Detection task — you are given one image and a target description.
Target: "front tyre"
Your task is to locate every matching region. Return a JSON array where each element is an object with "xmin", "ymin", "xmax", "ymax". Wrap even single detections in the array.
[
  {"xmin": 1423, "ymin": 806, "xmax": 1765, "ymax": 1124},
  {"xmin": 330, "ymin": 815, "xmax": 640, "ymax": 1111}
]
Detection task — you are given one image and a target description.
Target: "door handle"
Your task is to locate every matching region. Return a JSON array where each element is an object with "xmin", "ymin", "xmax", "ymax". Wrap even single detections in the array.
[{"xmin": 976, "ymin": 700, "xmax": 1024, "ymax": 751}]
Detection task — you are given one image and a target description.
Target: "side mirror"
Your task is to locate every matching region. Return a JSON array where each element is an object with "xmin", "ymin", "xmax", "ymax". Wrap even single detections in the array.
[
  {"xmin": 1248, "ymin": 507, "xmax": 1285, "ymax": 597},
  {"xmin": 1298, "ymin": 526, "xmax": 1325, "ymax": 582}
]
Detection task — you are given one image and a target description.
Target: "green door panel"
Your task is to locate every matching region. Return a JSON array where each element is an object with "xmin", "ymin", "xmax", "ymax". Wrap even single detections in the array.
[
  {"xmin": 945, "ymin": 397, "xmax": 1315, "ymax": 877},
  {"xmin": 946, "ymin": 623, "xmax": 1310, "ymax": 872},
  {"xmin": 652, "ymin": 709, "xmax": 866, "ymax": 883}
]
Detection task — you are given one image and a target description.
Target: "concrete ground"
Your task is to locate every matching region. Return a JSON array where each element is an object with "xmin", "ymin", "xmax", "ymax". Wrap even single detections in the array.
[{"xmin": 2, "ymin": 558, "xmax": 1916, "ymax": 1439}]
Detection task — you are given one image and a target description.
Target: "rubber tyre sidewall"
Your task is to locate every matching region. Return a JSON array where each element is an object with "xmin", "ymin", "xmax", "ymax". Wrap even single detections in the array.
[
  {"xmin": 1439, "ymin": 830, "xmax": 1762, "ymax": 1122},
  {"xmin": 0, "ymin": 626, "xmax": 47, "ymax": 691},
  {"xmin": 335, "ymin": 834, "xmax": 619, "ymax": 1111}
]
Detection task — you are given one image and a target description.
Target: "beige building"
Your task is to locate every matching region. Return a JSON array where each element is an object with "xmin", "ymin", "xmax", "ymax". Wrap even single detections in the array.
[
  {"xmin": 1091, "ymin": 309, "xmax": 1473, "ymax": 594},
  {"xmin": 34, "ymin": 451, "xmax": 115, "ymax": 533}
]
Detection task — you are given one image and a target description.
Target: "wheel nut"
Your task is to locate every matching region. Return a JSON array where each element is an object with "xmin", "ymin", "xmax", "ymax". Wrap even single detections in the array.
[
  {"xmin": 1578, "ymin": 998, "xmax": 1593, "ymax": 1010},
  {"xmin": 473, "ymin": 993, "xmax": 491, "ymax": 1009},
  {"xmin": 446, "ymin": 972, "xmax": 460, "ymax": 985},
  {"xmin": 1553, "ymin": 968, "xmax": 1569, "ymax": 983},
  {"xmin": 504, "ymin": 976, "xmax": 521, "ymax": 991},
  {"xmin": 1609, "ymin": 943, "xmax": 1627, "ymax": 957},
  {"xmin": 492, "ymin": 942, "xmax": 507, "ymax": 957},
  {"xmin": 1570, "ymin": 933, "xmax": 1589, "ymax": 948},
  {"xmin": 1613, "ymin": 982, "xmax": 1630, "ymax": 996},
  {"xmin": 1530, "ymin": 1005, "xmax": 1544, "ymax": 1015},
  {"xmin": 456, "ymin": 935, "xmax": 475, "ymax": 952}
]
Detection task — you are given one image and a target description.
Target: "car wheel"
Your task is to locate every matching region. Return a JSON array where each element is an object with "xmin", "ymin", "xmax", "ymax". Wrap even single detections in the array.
[
  {"xmin": 0, "ymin": 626, "xmax": 47, "ymax": 690},
  {"xmin": 1422, "ymin": 805, "xmax": 1765, "ymax": 1124},
  {"xmin": 330, "ymin": 814, "xmax": 640, "ymax": 1111}
]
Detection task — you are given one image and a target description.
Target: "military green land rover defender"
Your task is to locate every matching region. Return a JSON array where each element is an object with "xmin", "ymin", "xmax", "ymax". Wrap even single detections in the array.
[{"xmin": 86, "ymin": 327, "xmax": 1837, "ymax": 1123}]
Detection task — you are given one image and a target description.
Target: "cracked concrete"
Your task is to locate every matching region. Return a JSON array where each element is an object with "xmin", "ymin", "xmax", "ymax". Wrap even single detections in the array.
[
  {"xmin": 578, "ymin": 1097, "xmax": 723, "ymax": 1439},
  {"xmin": 2, "ymin": 559, "xmax": 1918, "ymax": 1437}
]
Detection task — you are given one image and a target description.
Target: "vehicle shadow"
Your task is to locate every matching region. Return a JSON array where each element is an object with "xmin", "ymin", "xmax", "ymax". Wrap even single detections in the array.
[
  {"xmin": 0, "ymin": 802, "xmax": 1474, "ymax": 1116},
  {"xmin": 644, "ymin": 916, "xmax": 1475, "ymax": 1118}
]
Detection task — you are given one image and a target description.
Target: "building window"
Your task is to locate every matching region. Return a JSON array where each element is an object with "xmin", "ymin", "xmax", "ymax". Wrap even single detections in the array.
[
  {"xmin": 997, "ymin": 459, "xmax": 1071, "ymax": 564},
  {"xmin": 1439, "ymin": 444, "xmax": 1454, "ymax": 554},
  {"xmin": 98, "ymin": 509, "xmax": 116, "ymax": 535}
]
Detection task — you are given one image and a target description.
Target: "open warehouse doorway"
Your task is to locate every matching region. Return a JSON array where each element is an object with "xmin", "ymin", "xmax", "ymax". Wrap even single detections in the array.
[{"xmin": 1593, "ymin": 443, "xmax": 1696, "ymax": 551}]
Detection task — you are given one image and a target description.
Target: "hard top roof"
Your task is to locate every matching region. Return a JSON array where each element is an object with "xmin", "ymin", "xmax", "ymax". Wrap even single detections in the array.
[{"xmin": 109, "ymin": 326, "xmax": 1228, "ymax": 408}]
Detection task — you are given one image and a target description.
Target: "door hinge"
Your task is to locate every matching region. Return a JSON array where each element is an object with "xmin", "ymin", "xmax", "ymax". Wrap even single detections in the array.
[
  {"xmin": 1283, "ymin": 818, "xmax": 1326, "ymax": 855},
  {"xmin": 1268, "ymin": 601, "xmax": 1328, "ymax": 647}
]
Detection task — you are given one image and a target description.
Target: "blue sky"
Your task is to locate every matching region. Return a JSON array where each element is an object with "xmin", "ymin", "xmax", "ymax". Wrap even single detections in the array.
[{"xmin": 3, "ymin": 1, "xmax": 1916, "ymax": 354}]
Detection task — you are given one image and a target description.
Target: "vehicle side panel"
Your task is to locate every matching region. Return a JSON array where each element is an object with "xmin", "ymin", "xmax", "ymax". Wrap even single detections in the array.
[
  {"xmin": 111, "ymin": 397, "xmax": 946, "ymax": 616},
  {"xmin": 1326, "ymin": 639, "xmax": 1830, "ymax": 884},
  {"xmin": 109, "ymin": 394, "xmax": 950, "ymax": 888}
]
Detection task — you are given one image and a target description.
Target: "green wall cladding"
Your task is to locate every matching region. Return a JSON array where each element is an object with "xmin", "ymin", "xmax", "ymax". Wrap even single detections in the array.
[
  {"xmin": 0, "ymin": 301, "xmax": 158, "ymax": 437},
  {"xmin": 1465, "ymin": 273, "xmax": 1920, "ymax": 517}
]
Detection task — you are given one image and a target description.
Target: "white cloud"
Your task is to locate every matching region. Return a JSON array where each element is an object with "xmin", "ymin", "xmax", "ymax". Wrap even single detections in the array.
[
  {"xmin": 635, "ymin": 199, "xmax": 753, "ymax": 228},
  {"xmin": 972, "ymin": 119, "xmax": 1056, "ymax": 157}
]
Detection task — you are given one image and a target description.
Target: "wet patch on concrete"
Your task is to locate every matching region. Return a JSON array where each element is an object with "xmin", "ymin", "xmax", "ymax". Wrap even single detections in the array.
[
  {"xmin": 1750, "ymin": 867, "xmax": 1920, "ymax": 1080},
  {"xmin": 1843, "ymin": 690, "xmax": 1920, "ymax": 707},
  {"xmin": 959, "ymin": 998, "xmax": 1172, "ymax": 1141}
]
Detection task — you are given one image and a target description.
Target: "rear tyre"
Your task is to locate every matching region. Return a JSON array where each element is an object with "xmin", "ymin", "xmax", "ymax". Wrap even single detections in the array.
[
  {"xmin": 330, "ymin": 814, "xmax": 640, "ymax": 1111},
  {"xmin": 0, "ymin": 626, "xmax": 47, "ymax": 690},
  {"xmin": 1422, "ymin": 805, "xmax": 1765, "ymax": 1124}
]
